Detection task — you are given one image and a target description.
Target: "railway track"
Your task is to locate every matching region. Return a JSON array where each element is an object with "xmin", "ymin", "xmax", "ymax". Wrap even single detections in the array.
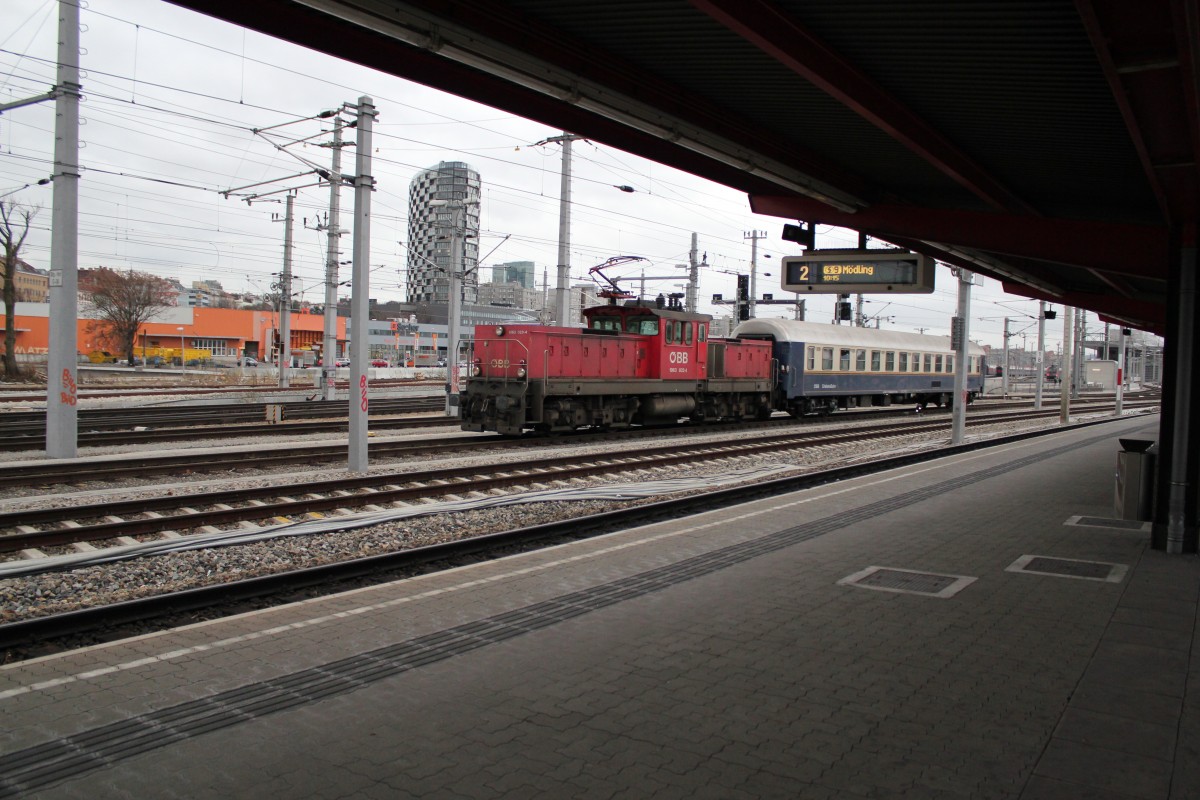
[
  {"xmin": 0, "ymin": 397, "xmax": 445, "ymax": 450},
  {"xmin": 0, "ymin": 409, "xmax": 1149, "ymax": 657},
  {"xmin": 0, "ymin": 378, "xmax": 423, "ymax": 404},
  {"xmin": 0, "ymin": 397, "xmax": 1157, "ymax": 489},
  {"xmin": 0, "ymin": 404, "xmax": 1156, "ymax": 560}
]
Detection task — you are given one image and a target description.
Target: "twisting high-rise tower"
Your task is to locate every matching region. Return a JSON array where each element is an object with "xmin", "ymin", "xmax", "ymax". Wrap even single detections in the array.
[{"xmin": 406, "ymin": 161, "xmax": 481, "ymax": 305}]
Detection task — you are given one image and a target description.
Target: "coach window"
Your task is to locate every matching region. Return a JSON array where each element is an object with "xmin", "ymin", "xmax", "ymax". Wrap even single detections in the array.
[
  {"xmin": 807, "ymin": 346, "xmax": 816, "ymax": 370},
  {"xmin": 870, "ymin": 350, "xmax": 881, "ymax": 371},
  {"xmin": 854, "ymin": 349, "xmax": 865, "ymax": 371},
  {"xmin": 924, "ymin": 354, "xmax": 933, "ymax": 372},
  {"xmin": 885, "ymin": 351, "xmax": 895, "ymax": 371},
  {"xmin": 912, "ymin": 352, "xmax": 921, "ymax": 371},
  {"xmin": 839, "ymin": 348, "xmax": 851, "ymax": 370},
  {"xmin": 822, "ymin": 347, "xmax": 834, "ymax": 370},
  {"xmin": 899, "ymin": 352, "xmax": 909, "ymax": 371},
  {"xmin": 946, "ymin": 355, "xmax": 954, "ymax": 373},
  {"xmin": 934, "ymin": 355, "xmax": 943, "ymax": 372}
]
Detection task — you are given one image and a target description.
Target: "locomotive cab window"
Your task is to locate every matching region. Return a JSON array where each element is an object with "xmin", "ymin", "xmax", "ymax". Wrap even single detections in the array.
[
  {"xmin": 590, "ymin": 318, "xmax": 621, "ymax": 332},
  {"xmin": 627, "ymin": 318, "xmax": 659, "ymax": 335},
  {"xmin": 684, "ymin": 323, "xmax": 693, "ymax": 345},
  {"xmin": 698, "ymin": 324, "xmax": 707, "ymax": 342}
]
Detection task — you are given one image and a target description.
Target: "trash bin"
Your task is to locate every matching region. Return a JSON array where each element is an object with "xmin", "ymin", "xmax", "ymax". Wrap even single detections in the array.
[{"xmin": 1115, "ymin": 438, "xmax": 1155, "ymax": 520}]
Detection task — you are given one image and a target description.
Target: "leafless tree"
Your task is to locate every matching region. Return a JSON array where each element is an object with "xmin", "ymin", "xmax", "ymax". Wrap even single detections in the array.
[
  {"xmin": 80, "ymin": 267, "xmax": 176, "ymax": 365},
  {"xmin": 1, "ymin": 200, "xmax": 40, "ymax": 379}
]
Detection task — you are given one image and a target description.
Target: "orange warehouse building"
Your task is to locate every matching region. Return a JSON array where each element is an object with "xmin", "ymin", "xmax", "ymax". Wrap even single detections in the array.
[{"xmin": 3, "ymin": 304, "xmax": 346, "ymax": 364}]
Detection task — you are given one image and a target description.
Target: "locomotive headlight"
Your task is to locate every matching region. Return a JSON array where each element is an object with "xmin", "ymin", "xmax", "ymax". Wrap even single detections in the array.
[
  {"xmin": 516, "ymin": 367, "xmax": 527, "ymax": 378},
  {"xmin": 472, "ymin": 365, "xmax": 482, "ymax": 377},
  {"xmin": 495, "ymin": 326, "xmax": 505, "ymax": 336}
]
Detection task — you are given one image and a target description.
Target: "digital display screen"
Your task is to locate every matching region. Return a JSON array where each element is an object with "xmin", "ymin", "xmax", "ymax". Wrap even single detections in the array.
[
  {"xmin": 780, "ymin": 252, "xmax": 934, "ymax": 294},
  {"xmin": 786, "ymin": 260, "xmax": 917, "ymax": 285}
]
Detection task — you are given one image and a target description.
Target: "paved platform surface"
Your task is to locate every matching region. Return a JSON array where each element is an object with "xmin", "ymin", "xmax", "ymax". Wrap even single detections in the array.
[{"xmin": 2, "ymin": 411, "xmax": 1195, "ymax": 799}]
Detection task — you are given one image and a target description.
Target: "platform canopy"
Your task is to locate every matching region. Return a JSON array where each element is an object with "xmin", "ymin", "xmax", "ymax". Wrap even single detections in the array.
[{"xmin": 171, "ymin": 0, "xmax": 1199, "ymax": 335}]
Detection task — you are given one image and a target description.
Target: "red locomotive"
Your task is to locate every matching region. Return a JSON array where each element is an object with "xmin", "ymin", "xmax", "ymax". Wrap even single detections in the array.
[{"xmin": 460, "ymin": 298, "xmax": 774, "ymax": 435}]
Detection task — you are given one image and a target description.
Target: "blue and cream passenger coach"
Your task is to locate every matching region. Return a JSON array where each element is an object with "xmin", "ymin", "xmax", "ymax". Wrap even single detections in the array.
[{"xmin": 734, "ymin": 319, "xmax": 986, "ymax": 416}]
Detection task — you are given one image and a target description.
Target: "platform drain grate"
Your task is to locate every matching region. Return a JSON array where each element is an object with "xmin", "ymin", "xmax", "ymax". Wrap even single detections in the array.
[
  {"xmin": 1071, "ymin": 516, "xmax": 1149, "ymax": 531},
  {"xmin": 1006, "ymin": 555, "xmax": 1127, "ymax": 583},
  {"xmin": 838, "ymin": 566, "xmax": 976, "ymax": 598}
]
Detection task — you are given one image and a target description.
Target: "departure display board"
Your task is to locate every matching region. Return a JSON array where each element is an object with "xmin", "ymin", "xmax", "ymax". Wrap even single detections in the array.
[{"xmin": 781, "ymin": 250, "xmax": 935, "ymax": 294}]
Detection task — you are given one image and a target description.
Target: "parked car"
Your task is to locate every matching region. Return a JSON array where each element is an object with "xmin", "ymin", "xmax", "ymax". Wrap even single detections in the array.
[
  {"xmin": 370, "ymin": 358, "xmax": 389, "ymax": 368},
  {"xmin": 335, "ymin": 358, "xmax": 351, "ymax": 368},
  {"xmin": 239, "ymin": 357, "xmax": 258, "ymax": 367}
]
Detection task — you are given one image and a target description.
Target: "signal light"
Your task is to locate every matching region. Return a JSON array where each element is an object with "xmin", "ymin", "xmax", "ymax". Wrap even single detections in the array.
[
  {"xmin": 736, "ymin": 274, "xmax": 750, "ymax": 320},
  {"xmin": 781, "ymin": 222, "xmax": 815, "ymax": 249}
]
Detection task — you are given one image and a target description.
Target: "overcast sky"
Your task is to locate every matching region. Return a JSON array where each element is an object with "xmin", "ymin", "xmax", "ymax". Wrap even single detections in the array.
[{"xmin": 1, "ymin": 0, "xmax": 1105, "ymax": 351}]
